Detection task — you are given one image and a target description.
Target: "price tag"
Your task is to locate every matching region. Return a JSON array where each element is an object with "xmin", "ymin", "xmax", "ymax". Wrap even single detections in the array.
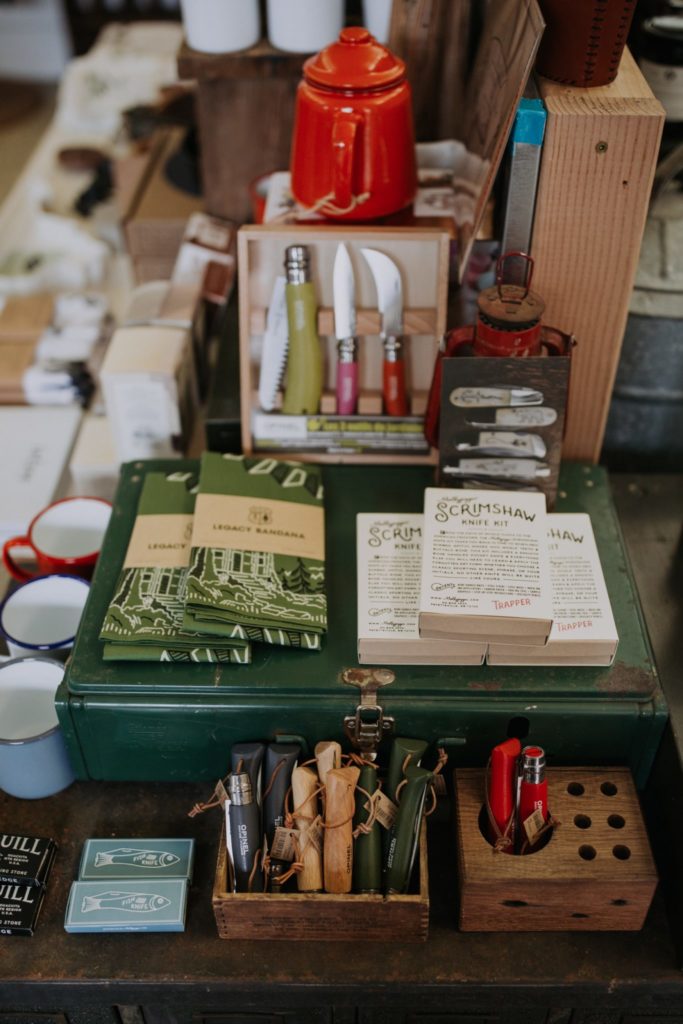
[
  {"xmin": 373, "ymin": 790, "xmax": 398, "ymax": 830},
  {"xmin": 215, "ymin": 778, "xmax": 229, "ymax": 807},
  {"xmin": 523, "ymin": 808, "xmax": 546, "ymax": 845},
  {"xmin": 270, "ymin": 826, "xmax": 298, "ymax": 862}
]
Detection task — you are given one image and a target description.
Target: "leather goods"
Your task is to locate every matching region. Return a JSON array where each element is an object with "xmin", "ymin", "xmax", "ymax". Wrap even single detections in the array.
[
  {"xmin": 535, "ymin": 0, "xmax": 637, "ymax": 88},
  {"xmin": 290, "ymin": 27, "xmax": 417, "ymax": 221}
]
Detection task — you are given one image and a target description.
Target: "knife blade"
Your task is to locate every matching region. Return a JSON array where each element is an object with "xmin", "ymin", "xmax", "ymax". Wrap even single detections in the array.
[
  {"xmin": 449, "ymin": 386, "xmax": 544, "ymax": 409},
  {"xmin": 442, "ymin": 458, "xmax": 551, "ymax": 481},
  {"xmin": 333, "ymin": 243, "xmax": 358, "ymax": 416},
  {"xmin": 361, "ymin": 248, "xmax": 407, "ymax": 417}
]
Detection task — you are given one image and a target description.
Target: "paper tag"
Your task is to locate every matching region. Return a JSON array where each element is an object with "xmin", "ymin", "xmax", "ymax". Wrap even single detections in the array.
[
  {"xmin": 192, "ymin": 492, "xmax": 324, "ymax": 561},
  {"xmin": 373, "ymin": 790, "xmax": 398, "ymax": 831},
  {"xmin": 523, "ymin": 808, "xmax": 546, "ymax": 845},
  {"xmin": 124, "ymin": 513, "xmax": 193, "ymax": 569},
  {"xmin": 270, "ymin": 826, "xmax": 298, "ymax": 862},
  {"xmin": 215, "ymin": 778, "xmax": 229, "ymax": 807}
]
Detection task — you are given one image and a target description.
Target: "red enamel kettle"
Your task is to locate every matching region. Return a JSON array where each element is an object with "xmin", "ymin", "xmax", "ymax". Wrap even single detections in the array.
[{"xmin": 290, "ymin": 27, "xmax": 417, "ymax": 221}]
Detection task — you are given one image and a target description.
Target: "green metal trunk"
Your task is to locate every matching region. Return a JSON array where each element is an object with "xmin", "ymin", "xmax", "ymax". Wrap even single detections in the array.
[{"xmin": 57, "ymin": 461, "xmax": 666, "ymax": 789}]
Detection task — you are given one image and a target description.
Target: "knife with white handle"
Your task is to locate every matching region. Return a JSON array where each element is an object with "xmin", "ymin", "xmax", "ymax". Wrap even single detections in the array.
[
  {"xmin": 442, "ymin": 458, "xmax": 551, "ymax": 481},
  {"xmin": 449, "ymin": 386, "xmax": 543, "ymax": 409},
  {"xmin": 455, "ymin": 431, "xmax": 547, "ymax": 459},
  {"xmin": 465, "ymin": 407, "xmax": 558, "ymax": 429},
  {"xmin": 258, "ymin": 276, "xmax": 288, "ymax": 412},
  {"xmin": 333, "ymin": 243, "xmax": 358, "ymax": 416},
  {"xmin": 361, "ymin": 248, "xmax": 407, "ymax": 417}
]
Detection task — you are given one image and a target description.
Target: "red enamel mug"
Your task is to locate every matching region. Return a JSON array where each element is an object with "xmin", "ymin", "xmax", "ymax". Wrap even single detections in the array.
[
  {"xmin": 290, "ymin": 27, "xmax": 417, "ymax": 221},
  {"xmin": 2, "ymin": 496, "xmax": 112, "ymax": 582}
]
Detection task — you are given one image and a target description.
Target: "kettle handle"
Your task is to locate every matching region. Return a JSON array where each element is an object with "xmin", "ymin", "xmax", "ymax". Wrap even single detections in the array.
[{"xmin": 331, "ymin": 112, "xmax": 362, "ymax": 213}]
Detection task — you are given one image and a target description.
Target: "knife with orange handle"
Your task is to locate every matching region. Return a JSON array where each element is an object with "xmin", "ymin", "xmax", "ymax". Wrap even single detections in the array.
[{"xmin": 361, "ymin": 247, "xmax": 408, "ymax": 417}]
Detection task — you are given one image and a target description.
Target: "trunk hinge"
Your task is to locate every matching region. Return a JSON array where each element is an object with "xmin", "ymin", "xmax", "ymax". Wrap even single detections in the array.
[{"xmin": 342, "ymin": 668, "xmax": 395, "ymax": 756}]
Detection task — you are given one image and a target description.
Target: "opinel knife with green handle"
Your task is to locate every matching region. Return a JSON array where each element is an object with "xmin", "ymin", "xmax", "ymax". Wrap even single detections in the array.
[
  {"xmin": 384, "ymin": 764, "xmax": 432, "ymax": 894},
  {"xmin": 353, "ymin": 763, "xmax": 381, "ymax": 893}
]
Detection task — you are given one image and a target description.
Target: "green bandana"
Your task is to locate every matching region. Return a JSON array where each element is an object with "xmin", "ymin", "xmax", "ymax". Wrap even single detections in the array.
[
  {"xmin": 184, "ymin": 454, "xmax": 327, "ymax": 649},
  {"xmin": 99, "ymin": 470, "xmax": 251, "ymax": 663}
]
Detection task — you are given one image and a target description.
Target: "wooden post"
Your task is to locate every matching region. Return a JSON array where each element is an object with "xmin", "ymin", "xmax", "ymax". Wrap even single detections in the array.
[{"xmin": 531, "ymin": 50, "xmax": 664, "ymax": 462}]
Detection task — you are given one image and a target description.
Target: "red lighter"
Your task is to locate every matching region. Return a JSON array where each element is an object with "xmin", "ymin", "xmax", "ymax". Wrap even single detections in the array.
[{"xmin": 518, "ymin": 745, "xmax": 548, "ymax": 847}]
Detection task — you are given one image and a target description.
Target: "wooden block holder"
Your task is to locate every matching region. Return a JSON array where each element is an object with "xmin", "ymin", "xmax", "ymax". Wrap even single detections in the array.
[
  {"xmin": 238, "ymin": 224, "xmax": 451, "ymax": 465},
  {"xmin": 212, "ymin": 820, "xmax": 429, "ymax": 942},
  {"xmin": 455, "ymin": 767, "xmax": 657, "ymax": 932}
]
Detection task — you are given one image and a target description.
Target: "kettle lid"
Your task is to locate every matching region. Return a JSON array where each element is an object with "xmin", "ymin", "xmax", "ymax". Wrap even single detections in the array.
[{"xmin": 304, "ymin": 27, "xmax": 406, "ymax": 91}]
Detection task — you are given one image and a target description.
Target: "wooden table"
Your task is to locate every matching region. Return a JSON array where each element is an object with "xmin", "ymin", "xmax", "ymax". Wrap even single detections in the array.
[{"xmin": 1, "ymin": 474, "xmax": 682, "ymax": 1024}]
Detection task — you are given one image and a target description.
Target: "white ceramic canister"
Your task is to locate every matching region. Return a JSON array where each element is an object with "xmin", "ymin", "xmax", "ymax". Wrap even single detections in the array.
[
  {"xmin": 181, "ymin": 0, "xmax": 261, "ymax": 54},
  {"xmin": 362, "ymin": 0, "xmax": 393, "ymax": 44},
  {"xmin": 267, "ymin": 0, "xmax": 345, "ymax": 53},
  {"xmin": 0, "ymin": 657, "xmax": 75, "ymax": 799},
  {"xmin": 0, "ymin": 574, "xmax": 90, "ymax": 659}
]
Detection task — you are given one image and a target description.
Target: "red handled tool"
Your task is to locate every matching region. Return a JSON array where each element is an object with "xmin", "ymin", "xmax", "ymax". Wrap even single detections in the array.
[
  {"xmin": 518, "ymin": 745, "xmax": 548, "ymax": 844},
  {"xmin": 488, "ymin": 737, "xmax": 521, "ymax": 853}
]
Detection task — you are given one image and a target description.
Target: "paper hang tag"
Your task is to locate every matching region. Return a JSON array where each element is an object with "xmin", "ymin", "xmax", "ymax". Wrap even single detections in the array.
[
  {"xmin": 372, "ymin": 790, "xmax": 398, "ymax": 831},
  {"xmin": 523, "ymin": 808, "xmax": 547, "ymax": 845},
  {"xmin": 270, "ymin": 826, "xmax": 299, "ymax": 862},
  {"xmin": 215, "ymin": 778, "xmax": 229, "ymax": 807}
]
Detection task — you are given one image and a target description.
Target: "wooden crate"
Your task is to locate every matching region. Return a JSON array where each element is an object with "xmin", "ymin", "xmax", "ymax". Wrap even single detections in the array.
[
  {"xmin": 455, "ymin": 767, "xmax": 657, "ymax": 932},
  {"xmin": 212, "ymin": 821, "xmax": 429, "ymax": 942},
  {"xmin": 531, "ymin": 50, "xmax": 664, "ymax": 463},
  {"xmin": 238, "ymin": 224, "xmax": 450, "ymax": 464}
]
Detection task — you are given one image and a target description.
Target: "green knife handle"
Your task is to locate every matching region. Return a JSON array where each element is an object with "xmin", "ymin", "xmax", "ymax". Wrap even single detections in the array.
[
  {"xmin": 384, "ymin": 765, "xmax": 432, "ymax": 895},
  {"xmin": 353, "ymin": 764, "xmax": 381, "ymax": 893},
  {"xmin": 383, "ymin": 737, "xmax": 428, "ymax": 859},
  {"xmin": 282, "ymin": 282, "xmax": 323, "ymax": 415}
]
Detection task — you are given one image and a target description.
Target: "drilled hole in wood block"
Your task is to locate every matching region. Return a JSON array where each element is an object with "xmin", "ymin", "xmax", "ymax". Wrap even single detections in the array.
[
  {"xmin": 578, "ymin": 844, "xmax": 597, "ymax": 861},
  {"xmin": 601, "ymin": 781, "xmax": 618, "ymax": 796},
  {"xmin": 612, "ymin": 899, "xmax": 629, "ymax": 906},
  {"xmin": 574, "ymin": 814, "xmax": 592, "ymax": 829},
  {"xmin": 567, "ymin": 782, "xmax": 585, "ymax": 796},
  {"xmin": 502, "ymin": 899, "xmax": 528, "ymax": 907},
  {"xmin": 571, "ymin": 912, "xmax": 590, "ymax": 918},
  {"xmin": 608, "ymin": 814, "xmax": 626, "ymax": 829},
  {"xmin": 613, "ymin": 845, "xmax": 631, "ymax": 861}
]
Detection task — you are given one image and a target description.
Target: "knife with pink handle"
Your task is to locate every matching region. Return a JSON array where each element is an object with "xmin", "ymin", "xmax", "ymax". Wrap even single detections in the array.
[{"xmin": 333, "ymin": 243, "xmax": 358, "ymax": 415}]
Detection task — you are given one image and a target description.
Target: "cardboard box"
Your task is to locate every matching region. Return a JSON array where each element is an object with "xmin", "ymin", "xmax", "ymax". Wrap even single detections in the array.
[
  {"xmin": 122, "ymin": 129, "xmax": 203, "ymax": 282},
  {"xmin": 100, "ymin": 325, "xmax": 198, "ymax": 463},
  {"xmin": 238, "ymin": 225, "xmax": 450, "ymax": 465}
]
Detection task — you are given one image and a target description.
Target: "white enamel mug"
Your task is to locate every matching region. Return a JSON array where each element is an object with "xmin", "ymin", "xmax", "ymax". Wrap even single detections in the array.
[
  {"xmin": 0, "ymin": 574, "xmax": 90, "ymax": 659},
  {"xmin": 181, "ymin": 0, "xmax": 261, "ymax": 53},
  {"xmin": 362, "ymin": 0, "xmax": 394, "ymax": 44},
  {"xmin": 0, "ymin": 657, "xmax": 75, "ymax": 799},
  {"xmin": 3, "ymin": 495, "xmax": 112, "ymax": 583},
  {"xmin": 266, "ymin": 0, "xmax": 344, "ymax": 53}
]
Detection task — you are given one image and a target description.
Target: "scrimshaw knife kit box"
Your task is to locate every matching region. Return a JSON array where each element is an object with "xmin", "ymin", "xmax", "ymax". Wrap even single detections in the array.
[{"xmin": 237, "ymin": 225, "xmax": 450, "ymax": 465}]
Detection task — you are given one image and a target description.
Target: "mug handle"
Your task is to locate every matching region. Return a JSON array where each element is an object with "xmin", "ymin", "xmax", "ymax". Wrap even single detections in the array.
[
  {"xmin": 2, "ymin": 536, "xmax": 37, "ymax": 582},
  {"xmin": 331, "ymin": 112, "xmax": 362, "ymax": 213}
]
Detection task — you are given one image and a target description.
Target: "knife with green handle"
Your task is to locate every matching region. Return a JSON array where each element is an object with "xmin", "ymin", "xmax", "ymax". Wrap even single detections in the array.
[
  {"xmin": 384, "ymin": 764, "xmax": 432, "ymax": 894},
  {"xmin": 353, "ymin": 763, "xmax": 381, "ymax": 893},
  {"xmin": 281, "ymin": 245, "xmax": 323, "ymax": 416}
]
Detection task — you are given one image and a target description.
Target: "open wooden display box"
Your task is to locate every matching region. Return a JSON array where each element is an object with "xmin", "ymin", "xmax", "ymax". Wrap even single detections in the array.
[
  {"xmin": 237, "ymin": 225, "xmax": 450, "ymax": 464},
  {"xmin": 454, "ymin": 767, "xmax": 658, "ymax": 932},
  {"xmin": 212, "ymin": 819, "xmax": 429, "ymax": 941}
]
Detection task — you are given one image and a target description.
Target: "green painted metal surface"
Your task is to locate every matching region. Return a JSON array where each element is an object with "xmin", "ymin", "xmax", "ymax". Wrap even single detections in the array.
[{"xmin": 57, "ymin": 460, "xmax": 667, "ymax": 788}]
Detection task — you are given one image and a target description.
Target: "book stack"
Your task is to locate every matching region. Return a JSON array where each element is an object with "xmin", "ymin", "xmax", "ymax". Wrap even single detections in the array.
[
  {"xmin": 487, "ymin": 513, "xmax": 618, "ymax": 666},
  {"xmin": 356, "ymin": 513, "xmax": 486, "ymax": 666},
  {"xmin": 356, "ymin": 491, "xmax": 617, "ymax": 668},
  {"xmin": 418, "ymin": 489, "xmax": 553, "ymax": 646}
]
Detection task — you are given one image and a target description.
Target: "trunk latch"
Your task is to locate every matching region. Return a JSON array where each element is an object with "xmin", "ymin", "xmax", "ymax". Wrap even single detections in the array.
[{"xmin": 342, "ymin": 668, "xmax": 395, "ymax": 755}]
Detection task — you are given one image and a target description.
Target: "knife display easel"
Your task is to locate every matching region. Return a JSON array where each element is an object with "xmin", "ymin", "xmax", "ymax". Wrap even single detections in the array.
[{"xmin": 237, "ymin": 224, "xmax": 450, "ymax": 465}]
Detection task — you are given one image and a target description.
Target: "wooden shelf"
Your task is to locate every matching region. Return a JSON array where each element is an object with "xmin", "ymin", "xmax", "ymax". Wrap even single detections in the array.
[{"xmin": 249, "ymin": 307, "xmax": 438, "ymax": 336}]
